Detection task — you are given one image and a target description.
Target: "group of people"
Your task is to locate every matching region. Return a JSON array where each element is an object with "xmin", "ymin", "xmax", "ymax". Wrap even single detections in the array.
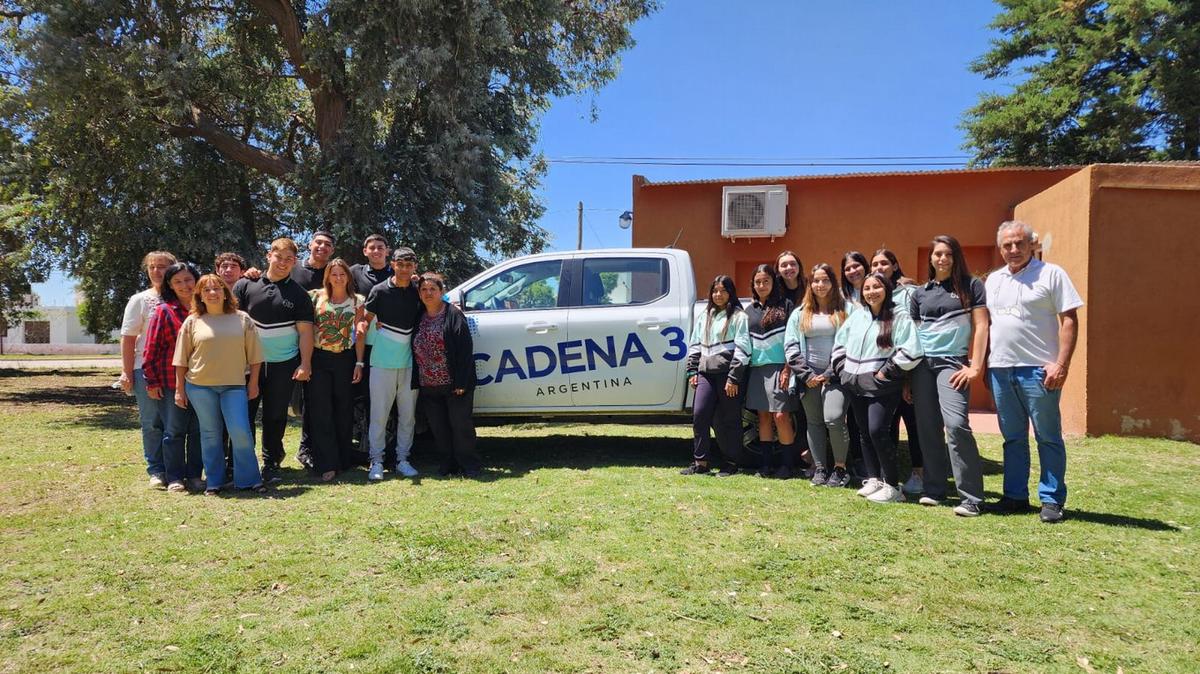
[
  {"xmin": 119, "ymin": 233, "xmax": 480, "ymax": 496},
  {"xmin": 683, "ymin": 220, "xmax": 1081, "ymax": 523}
]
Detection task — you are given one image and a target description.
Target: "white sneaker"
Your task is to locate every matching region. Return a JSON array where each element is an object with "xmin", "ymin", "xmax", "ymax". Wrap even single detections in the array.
[
  {"xmin": 918, "ymin": 495, "xmax": 943, "ymax": 506},
  {"xmin": 867, "ymin": 483, "xmax": 904, "ymax": 503},
  {"xmin": 856, "ymin": 478, "xmax": 883, "ymax": 497},
  {"xmin": 367, "ymin": 461, "xmax": 384, "ymax": 481},
  {"xmin": 148, "ymin": 474, "xmax": 166, "ymax": 489},
  {"xmin": 902, "ymin": 473, "xmax": 924, "ymax": 494},
  {"xmin": 395, "ymin": 460, "xmax": 419, "ymax": 477}
]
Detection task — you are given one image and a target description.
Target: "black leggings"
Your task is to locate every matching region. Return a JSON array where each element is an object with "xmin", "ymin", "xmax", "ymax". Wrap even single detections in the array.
[
  {"xmin": 891, "ymin": 398, "xmax": 922, "ymax": 469},
  {"xmin": 692, "ymin": 373, "xmax": 744, "ymax": 467},
  {"xmin": 306, "ymin": 348, "xmax": 356, "ymax": 472},
  {"xmin": 851, "ymin": 393, "xmax": 901, "ymax": 486}
]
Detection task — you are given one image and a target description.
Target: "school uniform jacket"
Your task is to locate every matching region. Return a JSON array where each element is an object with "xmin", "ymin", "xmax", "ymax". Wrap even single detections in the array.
[
  {"xmin": 744, "ymin": 299, "xmax": 793, "ymax": 367},
  {"xmin": 831, "ymin": 307, "xmax": 923, "ymax": 397},
  {"xmin": 684, "ymin": 307, "xmax": 750, "ymax": 385}
]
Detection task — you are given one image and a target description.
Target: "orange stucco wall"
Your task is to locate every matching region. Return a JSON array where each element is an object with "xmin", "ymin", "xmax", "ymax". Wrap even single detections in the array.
[
  {"xmin": 1086, "ymin": 165, "xmax": 1200, "ymax": 441},
  {"xmin": 631, "ymin": 164, "xmax": 1200, "ymax": 441},
  {"xmin": 1013, "ymin": 167, "xmax": 1095, "ymax": 437},
  {"xmin": 632, "ymin": 169, "xmax": 1077, "ymax": 300}
]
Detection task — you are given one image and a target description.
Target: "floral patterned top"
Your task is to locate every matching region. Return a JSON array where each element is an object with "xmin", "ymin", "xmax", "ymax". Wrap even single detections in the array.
[
  {"xmin": 413, "ymin": 309, "xmax": 450, "ymax": 387},
  {"xmin": 309, "ymin": 290, "xmax": 364, "ymax": 353}
]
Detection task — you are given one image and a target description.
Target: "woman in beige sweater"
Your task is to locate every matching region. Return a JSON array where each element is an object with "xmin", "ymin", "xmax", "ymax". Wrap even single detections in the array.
[{"xmin": 173, "ymin": 274, "xmax": 266, "ymax": 494}]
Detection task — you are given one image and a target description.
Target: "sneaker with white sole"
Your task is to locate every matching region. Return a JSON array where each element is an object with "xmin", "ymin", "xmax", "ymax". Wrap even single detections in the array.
[
  {"xmin": 856, "ymin": 478, "xmax": 883, "ymax": 497},
  {"xmin": 902, "ymin": 472, "xmax": 924, "ymax": 494},
  {"xmin": 395, "ymin": 460, "xmax": 419, "ymax": 477},
  {"xmin": 866, "ymin": 483, "xmax": 904, "ymax": 503},
  {"xmin": 954, "ymin": 502, "xmax": 982, "ymax": 517},
  {"xmin": 918, "ymin": 495, "xmax": 943, "ymax": 506},
  {"xmin": 367, "ymin": 461, "xmax": 384, "ymax": 481},
  {"xmin": 148, "ymin": 474, "xmax": 166, "ymax": 489}
]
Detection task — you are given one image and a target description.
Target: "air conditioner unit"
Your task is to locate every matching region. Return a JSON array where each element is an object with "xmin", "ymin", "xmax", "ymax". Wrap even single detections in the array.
[{"xmin": 721, "ymin": 185, "xmax": 787, "ymax": 239}]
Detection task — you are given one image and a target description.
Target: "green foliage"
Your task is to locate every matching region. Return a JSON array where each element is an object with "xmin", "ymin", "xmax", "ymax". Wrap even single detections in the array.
[
  {"xmin": 0, "ymin": 0, "xmax": 655, "ymax": 335},
  {"xmin": 962, "ymin": 0, "xmax": 1200, "ymax": 166}
]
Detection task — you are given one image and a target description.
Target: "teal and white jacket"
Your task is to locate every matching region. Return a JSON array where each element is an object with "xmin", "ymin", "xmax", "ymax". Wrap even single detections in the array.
[
  {"xmin": 831, "ymin": 307, "xmax": 923, "ymax": 397},
  {"xmin": 785, "ymin": 303, "xmax": 856, "ymax": 385},
  {"xmin": 745, "ymin": 299, "xmax": 793, "ymax": 367},
  {"xmin": 684, "ymin": 307, "xmax": 751, "ymax": 384}
]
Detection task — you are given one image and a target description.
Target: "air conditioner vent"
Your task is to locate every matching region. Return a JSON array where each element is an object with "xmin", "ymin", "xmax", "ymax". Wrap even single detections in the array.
[{"xmin": 721, "ymin": 185, "xmax": 787, "ymax": 239}]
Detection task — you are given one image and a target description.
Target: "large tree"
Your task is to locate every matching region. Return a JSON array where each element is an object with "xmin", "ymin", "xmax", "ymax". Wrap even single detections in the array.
[
  {"xmin": 0, "ymin": 0, "xmax": 654, "ymax": 335},
  {"xmin": 962, "ymin": 0, "xmax": 1200, "ymax": 166}
]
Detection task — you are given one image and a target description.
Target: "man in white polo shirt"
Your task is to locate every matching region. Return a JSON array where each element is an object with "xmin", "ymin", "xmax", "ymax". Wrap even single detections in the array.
[{"xmin": 985, "ymin": 220, "xmax": 1083, "ymax": 523}]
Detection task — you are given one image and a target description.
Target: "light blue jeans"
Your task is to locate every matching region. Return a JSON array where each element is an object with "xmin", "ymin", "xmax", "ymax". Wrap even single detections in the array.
[
  {"xmin": 988, "ymin": 366, "xmax": 1067, "ymax": 505},
  {"xmin": 132, "ymin": 368, "xmax": 167, "ymax": 476},
  {"xmin": 186, "ymin": 382, "xmax": 261, "ymax": 490}
]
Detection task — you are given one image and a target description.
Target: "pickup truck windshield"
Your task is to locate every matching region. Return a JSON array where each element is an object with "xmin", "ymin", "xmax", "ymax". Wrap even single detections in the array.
[{"xmin": 463, "ymin": 259, "xmax": 561, "ymax": 311}]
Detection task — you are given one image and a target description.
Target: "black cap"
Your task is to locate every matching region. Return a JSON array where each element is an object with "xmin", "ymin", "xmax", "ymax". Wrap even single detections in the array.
[{"xmin": 391, "ymin": 247, "xmax": 417, "ymax": 262}]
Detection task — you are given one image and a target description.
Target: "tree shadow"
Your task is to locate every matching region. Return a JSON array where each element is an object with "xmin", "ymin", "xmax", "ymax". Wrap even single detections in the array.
[
  {"xmin": 0, "ymin": 367, "xmax": 117, "ymax": 379},
  {"xmin": 0, "ymin": 373, "xmax": 140, "ymax": 431}
]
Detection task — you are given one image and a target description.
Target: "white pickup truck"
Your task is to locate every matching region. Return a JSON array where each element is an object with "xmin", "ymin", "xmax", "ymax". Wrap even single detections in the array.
[{"xmin": 446, "ymin": 248, "xmax": 698, "ymax": 420}]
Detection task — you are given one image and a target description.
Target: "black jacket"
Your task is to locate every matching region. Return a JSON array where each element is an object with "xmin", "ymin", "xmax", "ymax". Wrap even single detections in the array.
[{"xmin": 410, "ymin": 303, "xmax": 475, "ymax": 392}]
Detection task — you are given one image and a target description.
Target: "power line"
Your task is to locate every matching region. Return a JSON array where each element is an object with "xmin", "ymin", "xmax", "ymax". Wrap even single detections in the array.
[
  {"xmin": 550, "ymin": 154, "xmax": 970, "ymax": 161},
  {"xmin": 546, "ymin": 159, "xmax": 967, "ymax": 167}
]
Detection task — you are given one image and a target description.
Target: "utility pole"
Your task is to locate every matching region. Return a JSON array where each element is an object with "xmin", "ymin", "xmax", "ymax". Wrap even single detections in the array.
[{"xmin": 576, "ymin": 201, "xmax": 584, "ymax": 250}]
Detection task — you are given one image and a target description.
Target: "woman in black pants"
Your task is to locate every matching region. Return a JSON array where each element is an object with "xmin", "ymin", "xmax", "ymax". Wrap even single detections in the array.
[
  {"xmin": 870, "ymin": 248, "xmax": 924, "ymax": 495},
  {"xmin": 305, "ymin": 259, "xmax": 365, "ymax": 481},
  {"xmin": 412, "ymin": 273, "xmax": 480, "ymax": 477}
]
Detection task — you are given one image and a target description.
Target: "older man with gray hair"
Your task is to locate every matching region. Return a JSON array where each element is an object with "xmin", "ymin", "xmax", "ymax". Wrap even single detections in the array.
[{"xmin": 985, "ymin": 220, "xmax": 1082, "ymax": 523}]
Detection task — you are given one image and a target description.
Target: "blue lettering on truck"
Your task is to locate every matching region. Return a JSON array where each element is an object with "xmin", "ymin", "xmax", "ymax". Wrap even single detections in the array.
[{"xmin": 474, "ymin": 328, "xmax": 686, "ymax": 387}]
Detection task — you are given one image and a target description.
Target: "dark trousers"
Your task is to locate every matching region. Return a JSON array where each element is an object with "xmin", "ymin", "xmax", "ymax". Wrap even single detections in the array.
[
  {"xmin": 851, "ymin": 392, "xmax": 901, "ymax": 486},
  {"xmin": 306, "ymin": 348, "xmax": 357, "ymax": 473},
  {"xmin": 692, "ymin": 373, "xmax": 744, "ymax": 467},
  {"xmin": 248, "ymin": 355, "xmax": 300, "ymax": 466},
  {"xmin": 891, "ymin": 398, "xmax": 922, "ymax": 469},
  {"xmin": 420, "ymin": 386, "xmax": 480, "ymax": 474},
  {"xmin": 162, "ymin": 395, "xmax": 201, "ymax": 483}
]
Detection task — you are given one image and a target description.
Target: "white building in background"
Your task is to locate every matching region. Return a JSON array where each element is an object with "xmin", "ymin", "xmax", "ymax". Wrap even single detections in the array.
[{"xmin": 1, "ymin": 291, "xmax": 119, "ymax": 355}]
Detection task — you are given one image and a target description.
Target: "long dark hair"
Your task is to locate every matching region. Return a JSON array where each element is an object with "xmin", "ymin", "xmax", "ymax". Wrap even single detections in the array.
[
  {"xmin": 862, "ymin": 272, "xmax": 897, "ymax": 349},
  {"xmin": 775, "ymin": 250, "xmax": 806, "ymax": 304},
  {"xmin": 840, "ymin": 251, "xmax": 869, "ymax": 301},
  {"xmin": 872, "ymin": 248, "xmax": 911, "ymax": 286},
  {"xmin": 927, "ymin": 235, "xmax": 973, "ymax": 310},
  {"xmin": 159, "ymin": 262, "xmax": 201, "ymax": 305},
  {"xmin": 704, "ymin": 275, "xmax": 742, "ymax": 340},
  {"xmin": 800, "ymin": 263, "xmax": 847, "ymax": 333},
  {"xmin": 750, "ymin": 264, "xmax": 787, "ymax": 329}
]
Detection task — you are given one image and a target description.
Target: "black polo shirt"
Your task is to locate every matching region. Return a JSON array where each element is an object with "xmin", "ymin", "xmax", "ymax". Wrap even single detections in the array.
[
  {"xmin": 364, "ymin": 278, "xmax": 420, "ymax": 368},
  {"xmin": 350, "ymin": 263, "xmax": 392, "ymax": 297},
  {"xmin": 290, "ymin": 260, "xmax": 327, "ymax": 291},
  {"xmin": 233, "ymin": 275, "xmax": 315, "ymax": 363}
]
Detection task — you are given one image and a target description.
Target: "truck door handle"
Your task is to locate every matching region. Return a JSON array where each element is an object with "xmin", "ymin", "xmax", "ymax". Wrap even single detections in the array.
[
  {"xmin": 636, "ymin": 318, "xmax": 663, "ymax": 330},
  {"xmin": 525, "ymin": 321, "xmax": 559, "ymax": 334}
]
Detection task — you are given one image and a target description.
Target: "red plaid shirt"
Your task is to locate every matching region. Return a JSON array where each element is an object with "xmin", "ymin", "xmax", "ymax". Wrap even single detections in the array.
[{"xmin": 142, "ymin": 300, "xmax": 189, "ymax": 391}]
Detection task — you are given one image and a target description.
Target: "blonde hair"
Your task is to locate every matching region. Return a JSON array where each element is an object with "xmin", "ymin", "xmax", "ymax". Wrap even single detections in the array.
[
  {"xmin": 191, "ymin": 274, "xmax": 238, "ymax": 316},
  {"xmin": 315, "ymin": 258, "xmax": 359, "ymax": 314},
  {"xmin": 800, "ymin": 263, "xmax": 847, "ymax": 333},
  {"xmin": 269, "ymin": 237, "xmax": 299, "ymax": 256},
  {"xmin": 142, "ymin": 251, "xmax": 177, "ymax": 269}
]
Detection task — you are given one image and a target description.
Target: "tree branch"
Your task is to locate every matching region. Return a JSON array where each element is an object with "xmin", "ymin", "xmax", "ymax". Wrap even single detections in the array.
[
  {"xmin": 169, "ymin": 104, "xmax": 296, "ymax": 178},
  {"xmin": 246, "ymin": 0, "xmax": 321, "ymax": 90}
]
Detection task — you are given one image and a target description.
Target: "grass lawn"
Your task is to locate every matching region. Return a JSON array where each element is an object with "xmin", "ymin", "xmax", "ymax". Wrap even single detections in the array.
[{"xmin": 1, "ymin": 369, "xmax": 1197, "ymax": 673}]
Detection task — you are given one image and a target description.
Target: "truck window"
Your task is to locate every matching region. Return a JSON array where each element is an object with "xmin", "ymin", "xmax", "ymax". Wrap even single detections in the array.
[
  {"xmin": 463, "ymin": 259, "xmax": 562, "ymax": 311},
  {"xmin": 579, "ymin": 258, "xmax": 669, "ymax": 307}
]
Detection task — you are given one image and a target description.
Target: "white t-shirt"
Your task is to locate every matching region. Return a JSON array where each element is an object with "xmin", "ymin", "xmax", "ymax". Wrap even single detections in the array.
[
  {"xmin": 120, "ymin": 289, "xmax": 161, "ymax": 371},
  {"xmin": 985, "ymin": 258, "xmax": 1083, "ymax": 368}
]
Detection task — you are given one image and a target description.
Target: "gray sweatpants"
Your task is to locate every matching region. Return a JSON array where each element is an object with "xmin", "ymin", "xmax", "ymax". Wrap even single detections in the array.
[
  {"xmin": 911, "ymin": 358, "xmax": 984, "ymax": 504},
  {"xmin": 799, "ymin": 381, "xmax": 850, "ymax": 469}
]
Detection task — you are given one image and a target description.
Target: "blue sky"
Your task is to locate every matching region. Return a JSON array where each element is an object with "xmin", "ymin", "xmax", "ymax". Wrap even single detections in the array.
[{"xmin": 34, "ymin": 0, "xmax": 1008, "ymax": 304}]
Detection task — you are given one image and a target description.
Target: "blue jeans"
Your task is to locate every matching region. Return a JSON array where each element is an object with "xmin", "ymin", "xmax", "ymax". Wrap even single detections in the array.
[
  {"xmin": 989, "ymin": 366, "xmax": 1067, "ymax": 505},
  {"xmin": 132, "ymin": 369, "xmax": 168, "ymax": 476},
  {"xmin": 187, "ymin": 382, "xmax": 261, "ymax": 490},
  {"xmin": 162, "ymin": 394, "xmax": 201, "ymax": 483}
]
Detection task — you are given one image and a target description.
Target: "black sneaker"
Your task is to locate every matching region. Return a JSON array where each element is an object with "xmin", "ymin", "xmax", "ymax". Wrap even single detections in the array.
[
  {"xmin": 987, "ymin": 496, "xmax": 1034, "ymax": 514},
  {"xmin": 772, "ymin": 465, "xmax": 794, "ymax": 480},
  {"xmin": 1039, "ymin": 503, "xmax": 1065, "ymax": 523},
  {"xmin": 810, "ymin": 467, "xmax": 829, "ymax": 486},
  {"xmin": 715, "ymin": 465, "xmax": 738, "ymax": 478},
  {"xmin": 823, "ymin": 466, "xmax": 850, "ymax": 488},
  {"xmin": 261, "ymin": 461, "xmax": 283, "ymax": 483},
  {"xmin": 679, "ymin": 463, "xmax": 709, "ymax": 476},
  {"xmin": 953, "ymin": 502, "xmax": 982, "ymax": 517}
]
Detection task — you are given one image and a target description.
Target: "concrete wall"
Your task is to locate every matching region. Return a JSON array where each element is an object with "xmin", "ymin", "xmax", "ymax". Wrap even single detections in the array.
[
  {"xmin": 1013, "ymin": 167, "xmax": 1095, "ymax": 437},
  {"xmin": 1087, "ymin": 165, "xmax": 1200, "ymax": 441}
]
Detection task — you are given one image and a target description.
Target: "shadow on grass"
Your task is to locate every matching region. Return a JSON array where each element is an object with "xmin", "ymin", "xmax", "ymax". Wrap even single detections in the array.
[{"xmin": 0, "ymin": 367, "xmax": 116, "ymax": 379}]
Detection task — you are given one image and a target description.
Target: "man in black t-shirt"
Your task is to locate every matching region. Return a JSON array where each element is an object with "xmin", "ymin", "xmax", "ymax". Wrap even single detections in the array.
[
  {"xmin": 233, "ymin": 238, "xmax": 315, "ymax": 478},
  {"xmin": 349, "ymin": 234, "xmax": 397, "ymax": 461},
  {"xmin": 289, "ymin": 230, "xmax": 335, "ymax": 291}
]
